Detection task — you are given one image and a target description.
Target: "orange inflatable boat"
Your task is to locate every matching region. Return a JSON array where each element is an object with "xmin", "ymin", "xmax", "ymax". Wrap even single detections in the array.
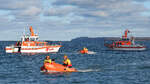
[
  {"xmin": 41, "ymin": 63, "xmax": 77, "ymax": 72},
  {"xmin": 80, "ymin": 47, "xmax": 88, "ymax": 54},
  {"xmin": 80, "ymin": 50, "xmax": 88, "ymax": 54}
]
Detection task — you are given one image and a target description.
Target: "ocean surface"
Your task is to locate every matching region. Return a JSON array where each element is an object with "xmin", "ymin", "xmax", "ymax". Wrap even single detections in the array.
[{"xmin": 0, "ymin": 37, "xmax": 150, "ymax": 84}]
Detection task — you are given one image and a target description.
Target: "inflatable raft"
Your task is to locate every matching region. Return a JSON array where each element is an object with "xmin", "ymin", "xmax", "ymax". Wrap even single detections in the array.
[
  {"xmin": 41, "ymin": 63, "xmax": 77, "ymax": 72},
  {"xmin": 80, "ymin": 50, "xmax": 88, "ymax": 54},
  {"xmin": 80, "ymin": 50, "xmax": 96, "ymax": 54}
]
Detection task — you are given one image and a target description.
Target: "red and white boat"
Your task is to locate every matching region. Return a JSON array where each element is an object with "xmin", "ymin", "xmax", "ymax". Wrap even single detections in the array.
[
  {"xmin": 5, "ymin": 26, "xmax": 62, "ymax": 53},
  {"xmin": 104, "ymin": 29, "xmax": 146, "ymax": 51}
]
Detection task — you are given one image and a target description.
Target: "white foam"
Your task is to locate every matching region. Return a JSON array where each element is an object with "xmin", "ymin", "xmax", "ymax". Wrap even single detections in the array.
[
  {"xmin": 87, "ymin": 51, "xmax": 96, "ymax": 54},
  {"xmin": 78, "ymin": 69, "xmax": 100, "ymax": 72}
]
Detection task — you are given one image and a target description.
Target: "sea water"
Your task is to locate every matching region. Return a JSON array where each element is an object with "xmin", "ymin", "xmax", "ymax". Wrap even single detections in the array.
[{"xmin": 0, "ymin": 38, "xmax": 150, "ymax": 84}]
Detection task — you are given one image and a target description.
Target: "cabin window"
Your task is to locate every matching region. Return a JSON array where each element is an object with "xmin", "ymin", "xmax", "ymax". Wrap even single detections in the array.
[
  {"xmin": 122, "ymin": 38, "xmax": 129, "ymax": 41},
  {"xmin": 39, "ymin": 43, "xmax": 44, "ymax": 46},
  {"xmin": 36, "ymin": 43, "xmax": 38, "ymax": 46},
  {"xmin": 25, "ymin": 38, "xmax": 29, "ymax": 41},
  {"xmin": 30, "ymin": 38, "xmax": 35, "ymax": 41}
]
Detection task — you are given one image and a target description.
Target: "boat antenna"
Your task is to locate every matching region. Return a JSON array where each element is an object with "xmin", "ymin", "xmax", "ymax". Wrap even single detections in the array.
[
  {"xmin": 16, "ymin": 31, "xmax": 19, "ymax": 41},
  {"xmin": 26, "ymin": 24, "xmax": 30, "ymax": 35},
  {"xmin": 23, "ymin": 26, "xmax": 26, "ymax": 36}
]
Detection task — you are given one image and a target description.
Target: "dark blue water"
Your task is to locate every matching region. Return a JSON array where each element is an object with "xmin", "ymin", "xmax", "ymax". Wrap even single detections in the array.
[{"xmin": 0, "ymin": 38, "xmax": 150, "ymax": 84}]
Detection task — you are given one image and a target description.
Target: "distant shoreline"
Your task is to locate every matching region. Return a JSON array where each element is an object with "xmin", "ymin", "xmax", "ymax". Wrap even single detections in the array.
[
  {"xmin": 1, "ymin": 37, "xmax": 150, "ymax": 41},
  {"xmin": 104, "ymin": 37, "xmax": 150, "ymax": 40}
]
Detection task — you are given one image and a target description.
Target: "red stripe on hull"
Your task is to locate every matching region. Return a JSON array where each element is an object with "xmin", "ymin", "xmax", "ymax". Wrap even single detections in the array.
[{"xmin": 113, "ymin": 47, "xmax": 146, "ymax": 48}]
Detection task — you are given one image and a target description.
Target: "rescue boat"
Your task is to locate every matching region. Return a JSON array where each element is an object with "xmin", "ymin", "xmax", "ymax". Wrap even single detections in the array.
[
  {"xmin": 41, "ymin": 63, "xmax": 77, "ymax": 72},
  {"xmin": 5, "ymin": 26, "xmax": 62, "ymax": 53},
  {"xmin": 104, "ymin": 29, "xmax": 146, "ymax": 51}
]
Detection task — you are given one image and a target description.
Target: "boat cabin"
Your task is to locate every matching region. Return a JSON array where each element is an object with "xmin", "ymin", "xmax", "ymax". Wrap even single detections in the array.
[
  {"xmin": 21, "ymin": 35, "xmax": 39, "ymax": 42},
  {"xmin": 21, "ymin": 35, "xmax": 49, "ymax": 46},
  {"xmin": 113, "ymin": 41, "xmax": 132, "ymax": 46}
]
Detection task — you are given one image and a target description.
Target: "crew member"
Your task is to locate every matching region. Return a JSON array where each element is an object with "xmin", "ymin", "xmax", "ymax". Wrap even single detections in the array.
[
  {"xmin": 51, "ymin": 59, "xmax": 55, "ymax": 64},
  {"xmin": 63, "ymin": 55, "xmax": 72, "ymax": 68},
  {"xmin": 44, "ymin": 56, "xmax": 52, "ymax": 64},
  {"xmin": 83, "ymin": 47, "xmax": 88, "ymax": 53}
]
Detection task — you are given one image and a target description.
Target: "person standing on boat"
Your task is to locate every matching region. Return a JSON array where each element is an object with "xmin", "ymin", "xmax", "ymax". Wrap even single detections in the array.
[
  {"xmin": 131, "ymin": 37, "xmax": 135, "ymax": 45},
  {"xmin": 63, "ymin": 55, "xmax": 72, "ymax": 68},
  {"xmin": 44, "ymin": 56, "xmax": 52, "ymax": 64},
  {"xmin": 16, "ymin": 41, "xmax": 21, "ymax": 52}
]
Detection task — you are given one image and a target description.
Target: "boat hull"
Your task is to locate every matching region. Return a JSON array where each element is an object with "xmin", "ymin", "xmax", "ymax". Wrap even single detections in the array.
[
  {"xmin": 111, "ymin": 47, "xmax": 146, "ymax": 51},
  {"xmin": 5, "ymin": 46, "xmax": 61, "ymax": 53},
  {"xmin": 105, "ymin": 44, "xmax": 146, "ymax": 51}
]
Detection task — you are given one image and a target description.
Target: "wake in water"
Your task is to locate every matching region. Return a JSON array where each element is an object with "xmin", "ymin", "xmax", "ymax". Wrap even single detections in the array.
[
  {"xmin": 77, "ymin": 69, "xmax": 100, "ymax": 72},
  {"xmin": 87, "ymin": 51, "xmax": 96, "ymax": 54},
  {"xmin": 58, "ymin": 51, "xmax": 97, "ymax": 55}
]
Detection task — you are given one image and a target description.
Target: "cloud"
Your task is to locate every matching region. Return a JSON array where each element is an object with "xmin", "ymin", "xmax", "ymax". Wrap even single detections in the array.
[
  {"xmin": 0, "ymin": 0, "xmax": 42, "ymax": 22},
  {"xmin": 0, "ymin": 0, "xmax": 42, "ymax": 10},
  {"xmin": 134, "ymin": 0, "xmax": 149, "ymax": 2},
  {"xmin": 44, "ymin": 5, "xmax": 77, "ymax": 16},
  {"xmin": 0, "ymin": 0, "xmax": 149, "ymax": 40},
  {"xmin": 19, "ymin": 6, "xmax": 42, "ymax": 16},
  {"xmin": 50, "ymin": 0, "xmax": 149, "ymax": 24}
]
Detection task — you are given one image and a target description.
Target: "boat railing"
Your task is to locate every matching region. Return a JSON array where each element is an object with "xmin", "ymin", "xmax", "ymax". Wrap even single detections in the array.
[
  {"xmin": 117, "ymin": 44, "xmax": 144, "ymax": 47},
  {"xmin": 7, "ymin": 45, "xmax": 21, "ymax": 48}
]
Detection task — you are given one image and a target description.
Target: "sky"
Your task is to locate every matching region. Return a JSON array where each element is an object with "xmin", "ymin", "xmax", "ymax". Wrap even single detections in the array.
[{"xmin": 0, "ymin": 0, "xmax": 150, "ymax": 41}]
